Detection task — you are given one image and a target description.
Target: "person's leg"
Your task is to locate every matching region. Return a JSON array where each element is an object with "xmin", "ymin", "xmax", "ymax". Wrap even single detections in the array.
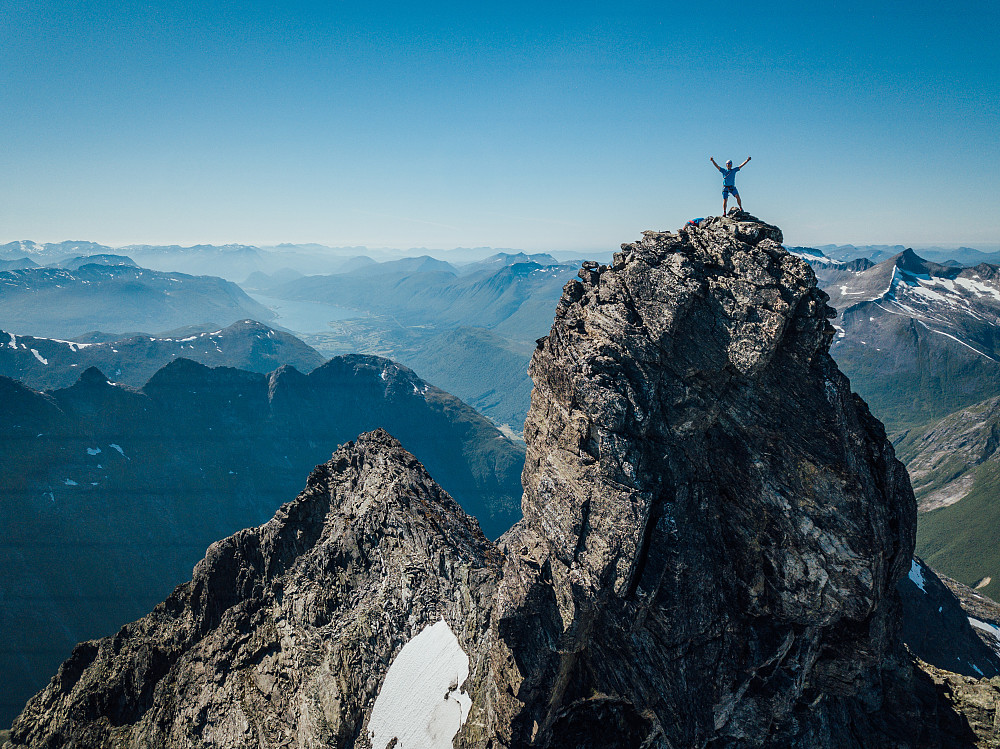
[
  {"xmin": 730, "ymin": 186, "xmax": 742, "ymax": 212},
  {"xmin": 722, "ymin": 187, "xmax": 728, "ymax": 215}
]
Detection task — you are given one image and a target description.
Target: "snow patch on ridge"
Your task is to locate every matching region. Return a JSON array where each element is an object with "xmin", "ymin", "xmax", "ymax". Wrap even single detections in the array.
[
  {"xmin": 969, "ymin": 617, "xmax": 1000, "ymax": 642},
  {"xmin": 368, "ymin": 618, "xmax": 472, "ymax": 749},
  {"xmin": 48, "ymin": 338, "xmax": 92, "ymax": 350},
  {"xmin": 915, "ymin": 320, "xmax": 996, "ymax": 361}
]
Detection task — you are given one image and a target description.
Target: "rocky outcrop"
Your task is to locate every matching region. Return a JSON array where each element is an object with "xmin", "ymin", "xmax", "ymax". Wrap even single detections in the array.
[
  {"xmin": 470, "ymin": 213, "xmax": 932, "ymax": 747},
  {"xmin": 10, "ymin": 430, "xmax": 499, "ymax": 748},
  {"xmin": 918, "ymin": 664, "xmax": 1000, "ymax": 748},
  {"xmin": 8, "ymin": 213, "xmax": 988, "ymax": 747},
  {"xmin": 0, "ymin": 353, "xmax": 523, "ymax": 727}
]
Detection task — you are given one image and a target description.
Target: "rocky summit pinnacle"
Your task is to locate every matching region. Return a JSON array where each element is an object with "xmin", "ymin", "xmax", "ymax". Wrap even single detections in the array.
[
  {"xmin": 8, "ymin": 213, "xmax": 987, "ymax": 748},
  {"xmin": 474, "ymin": 212, "xmax": 934, "ymax": 747}
]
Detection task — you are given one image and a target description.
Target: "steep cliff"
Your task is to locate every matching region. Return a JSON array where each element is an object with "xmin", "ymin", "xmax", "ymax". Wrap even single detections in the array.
[
  {"xmin": 9, "ymin": 213, "xmax": 989, "ymax": 748},
  {"xmin": 473, "ymin": 214, "xmax": 936, "ymax": 747}
]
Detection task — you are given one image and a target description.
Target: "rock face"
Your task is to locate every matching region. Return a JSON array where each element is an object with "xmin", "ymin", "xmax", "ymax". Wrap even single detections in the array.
[
  {"xmin": 9, "ymin": 213, "xmax": 987, "ymax": 747},
  {"xmin": 472, "ymin": 214, "xmax": 925, "ymax": 747},
  {"xmin": 10, "ymin": 430, "xmax": 499, "ymax": 748}
]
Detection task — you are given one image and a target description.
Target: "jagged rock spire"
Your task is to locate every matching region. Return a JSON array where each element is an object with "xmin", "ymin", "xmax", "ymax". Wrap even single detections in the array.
[{"xmin": 477, "ymin": 212, "xmax": 922, "ymax": 747}]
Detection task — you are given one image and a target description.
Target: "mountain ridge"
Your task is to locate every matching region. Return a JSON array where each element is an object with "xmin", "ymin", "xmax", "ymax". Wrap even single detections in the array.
[
  {"xmin": 0, "ymin": 354, "xmax": 523, "ymax": 725},
  {"xmin": 0, "ymin": 319, "xmax": 325, "ymax": 391},
  {"xmin": 9, "ymin": 213, "xmax": 995, "ymax": 747},
  {"xmin": 795, "ymin": 247, "xmax": 1000, "ymax": 431},
  {"xmin": 0, "ymin": 265, "xmax": 274, "ymax": 339}
]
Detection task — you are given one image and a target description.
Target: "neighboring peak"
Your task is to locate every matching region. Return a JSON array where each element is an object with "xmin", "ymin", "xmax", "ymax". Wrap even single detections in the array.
[
  {"xmin": 889, "ymin": 247, "xmax": 962, "ymax": 279},
  {"xmin": 266, "ymin": 362, "xmax": 307, "ymax": 398},
  {"xmin": 894, "ymin": 247, "xmax": 930, "ymax": 271},
  {"xmin": 10, "ymin": 429, "xmax": 498, "ymax": 748},
  {"xmin": 310, "ymin": 353, "xmax": 422, "ymax": 387},
  {"xmin": 224, "ymin": 318, "xmax": 270, "ymax": 331},
  {"xmin": 142, "ymin": 357, "xmax": 265, "ymax": 394},
  {"xmin": 77, "ymin": 366, "xmax": 112, "ymax": 386},
  {"xmin": 144, "ymin": 356, "xmax": 212, "ymax": 382}
]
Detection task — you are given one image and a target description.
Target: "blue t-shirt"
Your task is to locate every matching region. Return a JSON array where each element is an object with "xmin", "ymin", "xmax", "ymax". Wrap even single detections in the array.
[{"xmin": 721, "ymin": 166, "xmax": 740, "ymax": 186}]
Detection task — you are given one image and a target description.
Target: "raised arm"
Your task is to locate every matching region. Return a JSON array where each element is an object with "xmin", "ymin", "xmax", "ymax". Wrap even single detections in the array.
[
  {"xmin": 739, "ymin": 156, "xmax": 751, "ymax": 168},
  {"xmin": 710, "ymin": 157, "xmax": 722, "ymax": 172}
]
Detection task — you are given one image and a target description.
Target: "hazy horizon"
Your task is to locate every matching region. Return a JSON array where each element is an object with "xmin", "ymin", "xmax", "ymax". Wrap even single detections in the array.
[{"xmin": 5, "ymin": 237, "xmax": 1000, "ymax": 258}]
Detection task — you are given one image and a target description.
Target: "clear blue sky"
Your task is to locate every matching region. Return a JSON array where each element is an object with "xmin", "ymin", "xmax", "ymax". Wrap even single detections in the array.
[{"xmin": 2, "ymin": 0, "xmax": 997, "ymax": 250}]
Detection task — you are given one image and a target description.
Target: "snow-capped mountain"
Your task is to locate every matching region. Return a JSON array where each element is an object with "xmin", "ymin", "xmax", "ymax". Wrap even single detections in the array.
[
  {"xmin": 800, "ymin": 248, "xmax": 1000, "ymax": 431},
  {"xmin": 0, "ymin": 240, "xmax": 112, "ymax": 259},
  {"xmin": 0, "ymin": 319, "xmax": 325, "ymax": 391},
  {"xmin": 826, "ymin": 249, "xmax": 1000, "ymax": 340}
]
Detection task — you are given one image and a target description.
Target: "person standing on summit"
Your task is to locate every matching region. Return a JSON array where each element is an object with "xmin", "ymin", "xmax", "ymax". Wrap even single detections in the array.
[{"xmin": 710, "ymin": 156, "xmax": 751, "ymax": 215}]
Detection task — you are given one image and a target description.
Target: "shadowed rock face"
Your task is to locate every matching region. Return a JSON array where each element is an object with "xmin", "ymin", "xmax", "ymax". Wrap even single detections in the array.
[
  {"xmin": 473, "ymin": 213, "xmax": 923, "ymax": 747},
  {"xmin": 10, "ymin": 430, "xmax": 499, "ymax": 748},
  {"xmin": 9, "ymin": 214, "xmax": 984, "ymax": 748},
  {"xmin": 897, "ymin": 557, "xmax": 1000, "ymax": 679}
]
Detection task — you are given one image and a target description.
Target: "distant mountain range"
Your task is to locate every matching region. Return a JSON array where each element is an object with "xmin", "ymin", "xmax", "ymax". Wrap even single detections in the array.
[
  {"xmin": 0, "ymin": 354, "xmax": 524, "ymax": 724},
  {"xmin": 52, "ymin": 253, "xmax": 137, "ymax": 270},
  {"xmin": 0, "ymin": 240, "xmax": 554, "ymax": 430},
  {"xmin": 0, "ymin": 241, "xmax": 110, "ymax": 258},
  {"xmin": 794, "ymin": 247, "xmax": 1000, "ymax": 432},
  {"xmin": 0, "ymin": 264, "xmax": 273, "ymax": 339},
  {"xmin": 810, "ymin": 243, "xmax": 1000, "ymax": 267},
  {"xmin": 0, "ymin": 258, "xmax": 39, "ymax": 271},
  {"xmin": 257, "ymin": 256, "xmax": 581, "ymax": 432},
  {"xmin": 262, "ymin": 256, "xmax": 575, "ymax": 332},
  {"xmin": 0, "ymin": 319, "xmax": 324, "ymax": 391},
  {"xmin": 1, "ymin": 240, "xmax": 601, "ymax": 282}
]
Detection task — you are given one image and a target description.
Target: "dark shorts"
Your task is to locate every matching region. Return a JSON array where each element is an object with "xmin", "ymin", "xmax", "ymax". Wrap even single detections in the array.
[{"xmin": 723, "ymin": 185, "xmax": 739, "ymax": 198}]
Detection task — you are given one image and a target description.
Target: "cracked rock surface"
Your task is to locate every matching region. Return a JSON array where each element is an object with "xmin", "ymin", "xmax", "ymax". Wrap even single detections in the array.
[{"xmin": 471, "ymin": 213, "xmax": 938, "ymax": 747}]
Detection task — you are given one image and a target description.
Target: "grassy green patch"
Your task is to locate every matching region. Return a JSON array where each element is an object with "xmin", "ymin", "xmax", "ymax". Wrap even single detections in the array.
[{"xmin": 916, "ymin": 459, "xmax": 1000, "ymax": 601}]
